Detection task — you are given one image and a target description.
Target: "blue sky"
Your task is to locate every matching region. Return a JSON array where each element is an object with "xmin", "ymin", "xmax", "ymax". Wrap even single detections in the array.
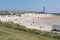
[{"xmin": 0, "ymin": 0, "xmax": 60, "ymax": 13}]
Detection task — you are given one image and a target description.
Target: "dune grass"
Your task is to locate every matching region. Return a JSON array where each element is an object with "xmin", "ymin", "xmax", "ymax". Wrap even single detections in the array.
[{"xmin": 0, "ymin": 22, "xmax": 59, "ymax": 40}]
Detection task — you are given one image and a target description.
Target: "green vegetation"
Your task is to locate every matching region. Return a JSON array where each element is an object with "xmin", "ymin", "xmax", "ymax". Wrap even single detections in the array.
[
  {"xmin": 0, "ymin": 11, "xmax": 40, "ymax": 15},
  {"xmin": 0, "ymin": 11, "xmax": 10, "ymax": 15},
  {"xmin": 0, "ymin": 11, "xmax": 16, "ymax": 15},
  {"xmin": 0, "ymin": 21, "xmax": 60, "ymax": 40}
]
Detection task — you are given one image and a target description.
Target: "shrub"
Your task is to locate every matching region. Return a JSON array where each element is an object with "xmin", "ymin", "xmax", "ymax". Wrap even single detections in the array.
[{"xmin": 0, "ymin": 21, "xmax": 60, "ymax": 39}]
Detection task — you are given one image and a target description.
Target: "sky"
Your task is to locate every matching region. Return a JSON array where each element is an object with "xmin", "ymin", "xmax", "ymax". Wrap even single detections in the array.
[{"xmin": 0, "ymin": 0, "xmax": 60, "ymax": 13}]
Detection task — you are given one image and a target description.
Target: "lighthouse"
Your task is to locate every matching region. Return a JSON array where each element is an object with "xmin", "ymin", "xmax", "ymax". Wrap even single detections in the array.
[{"xmin": 43, "ymin": 6, "xmax": 45, "ymax": 13}]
